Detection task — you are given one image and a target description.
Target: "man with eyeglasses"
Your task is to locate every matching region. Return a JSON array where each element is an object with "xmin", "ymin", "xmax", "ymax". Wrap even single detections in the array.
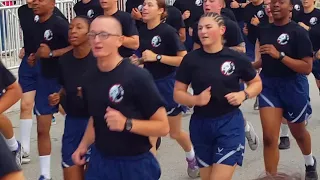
[{"xmin": 72, "ymin": 15, "xmax": 169, "ymax": 180}]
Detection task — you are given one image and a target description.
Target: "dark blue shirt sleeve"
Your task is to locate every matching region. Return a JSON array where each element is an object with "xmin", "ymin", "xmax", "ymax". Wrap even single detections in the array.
[
  {"xmin": 54, "ymin": 16, "xmax": 70, "ymax": 50},
  {"xmin": 295, "ymin": 28, "xmax": 313, "ymax": 59},
  {"xmin": 238, "ymin": 55, "xmax": 257, "ymax": 81},
  {"xmin": 134, "ymin": 70, "xmax": 165, "ymax": 119},
  {"xmin": 176, "ymin": 54, "xmax": 192, "ymax": 85},
  {"xmin": 123, "ymin": 13, "xmax": 139, "ymax": 37},
  {"xmin": 54, "ymin": 7, "xmax": 68, "ymax": 22},
  {"xmin": 192, "ymin": 22, "xmax": 201, "ymax": 45},
  {"xmin": 167, "ymin": 28, "xmax": 186, "ymax": 52},
  {"xmin": 0, "ymin": 62, "xmax": 16, "ymax": 89},
  {"xmin": 224, "ymin": 19, "xmax": 244, "ymax": 47}
]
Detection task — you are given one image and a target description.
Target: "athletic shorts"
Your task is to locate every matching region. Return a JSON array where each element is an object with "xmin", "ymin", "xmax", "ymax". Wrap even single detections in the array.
[
  {"xmin": 190, "ymin": 109, "xmax": 245, "ymax": 168},
  {"xmin": 259, "ymin": 74, "xmax": 312, "ymax": 123},
  {"xmin": 61, "ymin": 115, "xmax": 90, "ymax": 168},
  {"xmin": 312, "ymin": 59, "xmax": 320, "ymax": 80},
  {"xmin": 154, "ymin": 73, "xmax": 186, "ymax": 116},
  {"xmin": 18, "ymin": 55, "xmax": 40, "ymax": 93},
  {"xmin": 34, "ymin": 75, "xmax": 61, "ymax": 115},
  {"xmin": 85, "ymin": 149, "xmax": 161, "ymax": 180}
]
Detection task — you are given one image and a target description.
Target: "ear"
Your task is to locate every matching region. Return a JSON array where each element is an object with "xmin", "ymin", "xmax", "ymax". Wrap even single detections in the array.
[
  {"xmin": 220, "ymin": 25, "xmax": 226, "ymax": 36},
  {"xmin": 117, "ymin": 35, "xmax": 124, "ymax": 48}
]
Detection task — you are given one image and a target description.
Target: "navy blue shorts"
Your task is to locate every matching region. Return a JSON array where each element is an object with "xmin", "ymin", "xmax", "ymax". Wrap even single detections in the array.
[
  {"xmin": 61, "ymin": 115, "xmax": 90, "ymax": 168},
  {"xmin": 190, "ymin": 109, "xmax": 245, "ymax": 168},
  {"xmin": 33, "ymin": 75, "xmax": 61, "ymax": 115},
  {"xmin": 18, "ymin": 55, "xmax": 40, "ymax": 93},
  {"xmin": 154, "ymin": 73, "xmax": 186, "ymax": 116},
  {"xmin": 312, "ymin": 59, "xmax": 320, "ymax": 80},
  {"xmin": 259, "ymin": 74, "xmax": 312, "ymax": 123},
  {"xmin": 85, "ymin": 150, "xmax": 161, "ymax": 180}
]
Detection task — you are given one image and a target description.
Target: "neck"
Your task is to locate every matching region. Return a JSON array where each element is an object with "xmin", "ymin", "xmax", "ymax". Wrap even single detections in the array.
[
  {"xmin": 203, "ymin": 43, "xmax": 223, "ymax": 54},
  {"xmin": 274, "ymin": 17, "xmax": 290, "ymax": 26},
  {"xmin": 97, "ymin": 53, "xmax": 123, "ymax": 72},
  {"xmin": 147, "ymin": 18, "xmax": 161, "ymax": 29},
  {"xmin": 27, "ymin": 3, "xmax": 32, "ymax": 8},
  {"xmin": 304, "ymin": 6, "xmax": 314, "ymax": 13},
  {"xmin": 252, "ymin": 0, "xmax": 263, "ymax": 6},
  {"xmin": 73, "ymin": 43, "xmax": 91, "ymax": 59},
  {"xmin": 82, "ymin": 0, "xmax": 91, "ymax": 4},
  {"xmin": 39, "ymin": 11, "xmax": 53, "ymax": 23},
  {"xmin": 104, "ymin": 6, "xmax": 118, "ymax": 16}
]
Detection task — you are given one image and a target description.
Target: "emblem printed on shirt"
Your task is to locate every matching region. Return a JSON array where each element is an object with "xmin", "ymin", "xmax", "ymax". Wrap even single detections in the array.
[
  {"xmin": 195, "ymin": 0, "xmax": 203, "ymax": 6},
  {"xmin": 87, "ymin": 9, "xmax": 94, "ymax": 18},
  {"xmin": 151, "ymin": 35, "xmax": 162, "ymax": 47},
  {"xmin": 44, "ymin": 29, "xmax": 53, "ymax": 41},
  {"xmin": 310, "ymin": 17, "xmax": 318, "ymax": 26},
  {"xmin": 294, "ymin": 4, "xmax": 300, "ymax": 11},
  {"xmin": 277, "ymin": 33, "xmax": 289, "ymax": 45},
  {"xmin": 257, "ymin": 10, "xmax": 264, "ymax": 18},
  {"xmin": 109, "ymin": 84, "xmax": 124, "ymax": 103},
  {"xmin": 34, "ymin": 15, "xmax": 39, "ymax": 23},
  {"xmin": 221, "ymin": 61, "xmax": 235, "ymax": 76}
]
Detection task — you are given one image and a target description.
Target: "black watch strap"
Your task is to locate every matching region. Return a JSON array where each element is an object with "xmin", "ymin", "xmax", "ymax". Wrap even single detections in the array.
[
  {"xmin": 244, "ymin": 90, "xmax": 249, "ymax": 101},
  {"xmin": 124, "ymin": 118, "xmax": 133, "ymax": 132}
]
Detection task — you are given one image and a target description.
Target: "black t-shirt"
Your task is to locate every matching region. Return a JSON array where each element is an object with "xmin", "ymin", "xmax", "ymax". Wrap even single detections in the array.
[
  {"xmin": 243, "ymin": 2, "xmax": 269, "ymax": 44},
  {"xmin": 82, "ymin": 59, "xmax": 165, "ymax": 157},
  {"xmin": 258, "ymin": 22, "xmax": 313, "ymax": 77},
  {"xmin": 0, "ymin": 62, "xmax": 16, "ymax": 92},
  {"xmin": 164, "ymin": 5, "xmax": 186, "ymax": 31},
  {"xmin": 295, "ymin": 8, "xmax": 320, "ymax": 51},
  {"xmin": 112, "ymin": 10, "xmax": 139, "ymax": 57},
  {"xmin": 125, "ymin": 0, "xmax": 144, "ymax": 30},
  {"xmin": 291, "ymin": 0, "xmax": 303, "ymax": 22},
  {"xmin": 176, "ymin": 48, "xmax": 256, "ymax": 118},
  {"xmin": 139, "ymin": 23, "xmax": 186, "ymax": 80},
  {"xmin": 58, "ymin": 50, "xmax": 96, "ymax": 117},
  {"xmin": 0, "ymin": 134, "xmax": 20, "ymax": 178},
  {"xmin": 192, "ymin": 16, "xmax": 244, "ymax": 47},
  {"xmin": 73, "ymin": 0, "xmax": 103, "ymax": 20},
  {"xmin": 221, "ymin": 8, "xmax": 237, "ymax": 22},
  {"xmin": 173, "ymin": 0, "xmax": 204, "ymax": 28},
  {"xmin": 18, "ymin": 5, "xmax": 68, "ymax": 55},
  {"xmin": 225, "ymin": 0, "xmax": 247, "ymax": 22},
  {"xmin": 34, "ymin": 15, "xmax": 70, "ymax": 78}
]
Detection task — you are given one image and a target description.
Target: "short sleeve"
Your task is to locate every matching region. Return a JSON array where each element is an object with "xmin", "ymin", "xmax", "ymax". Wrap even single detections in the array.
[
  {"xmin": 55, "ymin": 16, "xmax": 70, "ymax": 49},
  {"xmin": 192, "ymin": 22, "xmax": 201, "ymax": 45},
  {"xmin": 167, "ymin": 6, "xmax": 185, "ymax": 31},
  {"xmin": 0, "ymin": 135, "xmax": 20, "ymax": 178},
  {"xmin": 224, "ymin": 19, "xmax": 244, "ymax": 47},
  {"xmin": 295, "ymin": 28, "xmax": 313, "ymax": 59},
  {"xmin": 0, "ymin": 62, "xmax": 16, "ymax": 89},
  {"xmin": 134, "ymin": 70, "xmax": 165, "ymax": 119},
  {"xmin": 122, "ymin": 14, "xmax": 139, "ymax": 37},
  {"xmin": 167, "ymin": 28, "xmax": 186, "ymax": 52},
  {"xmin": 54, "ymin": 7, "xmax": 68, "ymax": 22},
  {"xmin": 176, "ymin": 54, "xmax": 193, "ymax": 85},
  {"xmin": 238, "ymin": 56, "xmax": 257, "ymax": 82}
]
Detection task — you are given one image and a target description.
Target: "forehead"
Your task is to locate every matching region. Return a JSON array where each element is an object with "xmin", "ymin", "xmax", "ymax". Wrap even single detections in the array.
[
  {"xmin": 90, "ymin": 18, "xmax": 117, "ymax": 32},
  {"xmin": 199, "ymin": 17, "xmax": 217, "ymax": 25},
  {"xmin": 144, "ymin": 0, "xmax": 157, "ymax": 4},
  {"xmin": 71, "ymin": 18, "xmax": 86, "ymax": 25}
]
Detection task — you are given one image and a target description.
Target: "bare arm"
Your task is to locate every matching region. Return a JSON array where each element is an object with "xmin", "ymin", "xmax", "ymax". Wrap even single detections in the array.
[
  {"xmin": 252, "ymin": 39, "xmax": 262, "ymax": 69},
  {"xmin": 78, "ymin": 117, "xmax": 95, "ymax": 148},
  {"xmin": 193, "ymin": 43, "xmax": 201, "ymax": 50},
  {"xmin": 244, "ymin": 74, "xmax": 262, "ymax": 98},
  {"xmin": 179, "ymin": 28, "xmax": 186, "ymax": 42},
  {"xmin": 122, "ymin": 35, "xmax": 140, "ymax": 50},
  {"xmin": 174, "ymin": 81, "xmax": 197, "ymax": 107},
  {"xmin": 52, "ymin": 46, "xmax": 73, "ymax": 58},
  {"xmin": 281, "ymin": 56, "xmax": 313, "ymax": 75},
  {"xmin": 229, "ymin": 42, "xmax": 246, "ymax": 53},
  {"xmin": 130, "ymin": 107, "xmax": 169, "ymax": 137},
  {"xmin": 1, "ymin": 171, "xmax": 25, "ymax": 180},
  {"xmin": 159, "ymin": 51, "xmax": 187, "ymax": 67},
  {"xmin": 0, "ymin": 82, "xmax": 22, "ymax": 114}
]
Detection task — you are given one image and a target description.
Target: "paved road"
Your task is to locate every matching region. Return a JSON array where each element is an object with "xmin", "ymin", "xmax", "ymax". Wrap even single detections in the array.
[{"xmin": 7, "ymin": 75, "xmax": 320, "ymax": 180}]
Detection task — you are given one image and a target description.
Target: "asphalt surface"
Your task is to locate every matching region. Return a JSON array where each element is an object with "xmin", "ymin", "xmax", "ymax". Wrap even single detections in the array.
[{"xmin": 7, "ymin": 75, "xmax": 320, "ymax": 180}]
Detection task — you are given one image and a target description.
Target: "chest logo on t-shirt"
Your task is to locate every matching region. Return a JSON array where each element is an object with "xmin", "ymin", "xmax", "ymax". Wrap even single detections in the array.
[
  {"xmin": 195, "ymin": 0, "xmax": 203, "ymax": 6},
  {"xmin": 151, "ymin": 35, "xmax": 162, "ymax": 47},
  {"xmin": 109, "ymin": 84, "xmax": 124, "ymax": 103},
  {"xmin": 294, "ymin": 4, "xmax": 301, "ymax": 11},
  {"xmin": 310, "ymin": 17, "xmax": 318, "ymax": 26},
  {"xmin": 277, "ymin": 33, "xmax": 289, "ymax": 45},
  {"xmin": 87, "ymin": 9, "xmax": 94, "ymax": 18},
  {"xmin": 221, "ymin": 61, "xmax": 235, "ymax": 76},
  {"xmin": 34, "ymin": 15, "xmax": 39, "ymax": 23},
  {"xmin": 257, "ymin": 10, "xmax": 264, "ymax": 18},
  {"xmin": 138, "ymin": 4, "xmax": 143, "ymax": 12},
  {"xmin": 44, "ymin": 29, "xmax": 53, "ymax": 41}
]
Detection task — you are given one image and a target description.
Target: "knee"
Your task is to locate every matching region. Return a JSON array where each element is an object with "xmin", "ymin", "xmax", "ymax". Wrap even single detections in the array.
[
  {"xmin": 37, "ymin": 124, "xmax": 50, "ymax": 136},
  {"xmin": 21, "ymin": 99, "xmax": 34, "ymax": 113},
  {"xmin": 169, "ymin": 131, "xmax": 181, "ymax": 140},
  {"xmin": 263, "ymin": 135, "xmax": 278, "ymax": 147},
  {"xmin": 291, "ymin": 129, "xmax": 308, "ymax": 142}
]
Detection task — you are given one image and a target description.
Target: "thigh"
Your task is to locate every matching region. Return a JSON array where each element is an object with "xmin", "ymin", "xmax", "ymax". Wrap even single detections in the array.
[
  {"xmin": 259, "ymin": 107, "xmax": 282, "ymax": 139},
  {"xmin": 210, "ymin": 164, "xmax": 237, "ymax": 180}
]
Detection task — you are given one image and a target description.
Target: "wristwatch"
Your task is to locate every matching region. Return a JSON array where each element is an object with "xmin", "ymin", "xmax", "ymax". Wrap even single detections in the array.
[
  {"xmin": 243, "ymin": 90, "xmax": 249, "ymax": 101},
  {"xmin": 156, "ymin": 54, "xmax": 162, "ymax": 62},
  {"xmin": 49, "ymin": 51, "xmax": 53, "ymax": 58},
  {"xmin": 239, "ymin": 3, "xmax": 242, "ymax": 8},
  {"xmin": 279, "ymin": 52, "xmax": 285, "ymax": 61},
  {"xmin": 124, "ymin": 118, "xmax": 133, "ymax": 132}
]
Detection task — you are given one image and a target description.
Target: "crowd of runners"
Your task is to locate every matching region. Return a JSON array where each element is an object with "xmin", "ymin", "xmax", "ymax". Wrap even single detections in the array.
[{"xmin": 0, "ymin": 0, "xmax": 320, "ymax": 179}]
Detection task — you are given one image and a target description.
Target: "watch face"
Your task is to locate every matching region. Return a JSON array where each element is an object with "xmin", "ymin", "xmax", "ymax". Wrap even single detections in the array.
[
  {"xmin": 156, "ymin": 55, "xmax": 161, "ymax": 61},
  {"xmin": 281, "ymin": 52, "xmax": 285, "ymax": 56}
]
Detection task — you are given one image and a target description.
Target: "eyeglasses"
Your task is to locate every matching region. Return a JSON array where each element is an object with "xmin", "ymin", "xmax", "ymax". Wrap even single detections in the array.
[{"xmin": 87, "ymin": 32, "xmax": 120, "ymax": 40}]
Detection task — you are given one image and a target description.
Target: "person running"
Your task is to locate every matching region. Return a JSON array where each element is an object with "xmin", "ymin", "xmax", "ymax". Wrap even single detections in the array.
[
  {"xmin": 73, "ymin": 0, "xmax": 103, "ymax": 20},
  {"xmin": 0, "ymin": 134, "xmax": 25, "ymax": 180},
  {"xmin": 291, "ymin": 0, "xmax": 303, "ymax": 22},
  {"xmin": 193, "ymin": 0, "xmax": 260, "ymax": 152},
  {"xmin": 253, "ymin": 0, "xmax": 318, "ymax": 178},
  {"xmin": 47, "ymin": 16, "xmax": 94, "ymax": 180},
  {"xmin": 174, "ymin": 12, "xmax": 262, "ymax": 180},
  {"xmin": 130, "ymin": 0, "xmax": 200, "ymax": 178},
  {"xmin": 17, "ymin": 0, "xmax": 68, "ymax": 163},
  {"xmin": 29, "ymin": 0, "xmax": 72, "ymax": 179},
  {"xmin": 0, "ymin": 60, "xmax": 23, "ymax": 167},
  {"xmin": 100, "ymin": 0, "xmax": 139, "ymax": 58},
  {"xmin": 72, "ymin": 15, "xmax": 169, "ymax": 180}
]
